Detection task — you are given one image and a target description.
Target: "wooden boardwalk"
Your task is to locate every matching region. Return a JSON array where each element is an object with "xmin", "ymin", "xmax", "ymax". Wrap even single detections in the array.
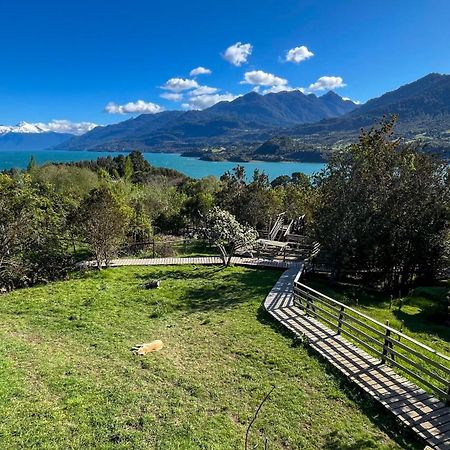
[
  {"xmin": 105, "ymin": 256, "xmax": 302, "ymax": 270},
  {"xmin": 105, "ymin": 256, "xmax": 450, "ymax": 448},
  {"xmin": 264, "ymin": 268, "xmax": 450, "ymax": 450}
]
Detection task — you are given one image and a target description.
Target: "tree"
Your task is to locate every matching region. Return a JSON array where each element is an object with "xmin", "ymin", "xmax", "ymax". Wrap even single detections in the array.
[
  {"xmin": 203, "ymin": 207, "xmax": 257, "ymax": 266},
  {"xmin": 27, "ymin": 155, "xmax": 37, "ymax": 172},
  {"xmin": 123, "ymin": 155, "xmax": 134, "ymax": 181},
  {"xmin": 0, "ymin": 173, "xmax": 72, "ymax": 290},
  {"xmin": 76, "ymin": 186, "xmax": 131, "ymax": 269},
  {"xmin": 312, "ymin": 117, "xmax": 449, "ymax": 291},
  {"xmin": 240, "ymin": 170, "xmax": 283, "ymax": 230}
]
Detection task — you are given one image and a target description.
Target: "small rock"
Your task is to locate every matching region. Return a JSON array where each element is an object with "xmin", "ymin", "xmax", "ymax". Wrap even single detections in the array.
[{"xmin": 142, "ymin": 280, "xmax": 160, "ymax": 289}]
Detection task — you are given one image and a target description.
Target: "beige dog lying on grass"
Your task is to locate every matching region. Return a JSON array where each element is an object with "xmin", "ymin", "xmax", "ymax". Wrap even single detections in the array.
[{"xmin": 132, "ymin": 340, "xmax": 163, "ymax": 355}]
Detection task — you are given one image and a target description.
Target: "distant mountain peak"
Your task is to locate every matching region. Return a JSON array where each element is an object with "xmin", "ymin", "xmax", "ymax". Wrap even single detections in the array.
[
  {"xmin": 321, "ymin": 90, "xmax": 342, "ymax": 99},
  {"xmin": 0, "ymin": 121, "xmax": 45, "ymax": 135}
]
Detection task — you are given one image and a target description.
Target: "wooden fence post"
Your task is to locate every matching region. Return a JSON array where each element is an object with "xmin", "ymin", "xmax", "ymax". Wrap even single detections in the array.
[
  {"xmin": 381, "ymin": 320, "xmax": 391, "ymax": 364},
  {"xmin": 337, "ymin": 306, "xmax": 345, "ymax": 335},
  {"xmin": 306, "ymin": 294, "xmax": 311, "ymax": 316}
]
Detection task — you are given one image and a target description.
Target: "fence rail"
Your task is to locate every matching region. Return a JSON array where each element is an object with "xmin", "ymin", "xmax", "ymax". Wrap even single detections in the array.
[{"xmin": 293, "ymin": 281, "xmax": 450, "ymax": 403}]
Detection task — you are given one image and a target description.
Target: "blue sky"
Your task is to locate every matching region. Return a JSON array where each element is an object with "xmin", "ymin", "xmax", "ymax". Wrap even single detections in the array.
[{"xmin": 1, "ymin": 0, "xmax": 450, "ymax": 133}]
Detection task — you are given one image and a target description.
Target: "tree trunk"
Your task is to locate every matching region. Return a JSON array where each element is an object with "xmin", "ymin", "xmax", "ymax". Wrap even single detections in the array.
[{"xmin": 226, "ymin": 244, "xmax": 236, "ymax": 267}]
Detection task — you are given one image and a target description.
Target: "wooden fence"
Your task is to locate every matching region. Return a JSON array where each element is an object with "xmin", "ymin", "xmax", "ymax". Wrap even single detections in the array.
[{"xmin": 293, "ymin": 281, "xmax": 450, "ymax": 403}]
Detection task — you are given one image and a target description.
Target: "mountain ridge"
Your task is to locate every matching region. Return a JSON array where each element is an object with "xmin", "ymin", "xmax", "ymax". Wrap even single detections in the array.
[{"xmin": 54, "ymin": 90, "xmax": 358, "ymax": 151}]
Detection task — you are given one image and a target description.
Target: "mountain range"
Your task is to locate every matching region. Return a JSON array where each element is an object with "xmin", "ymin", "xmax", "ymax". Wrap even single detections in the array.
[
  {"xmin": 3, "ymin": 73, "xmax": 450, "ymax": 160},
  {"xmin": 54, "ymin": 91, "xmax": 358, "ymax": 153},
  {"xmin": 0, "ymin": 122, "xmax": 72, "ymax": 151}
]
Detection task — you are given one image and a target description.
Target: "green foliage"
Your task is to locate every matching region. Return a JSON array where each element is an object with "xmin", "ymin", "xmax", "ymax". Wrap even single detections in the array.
[
  {"xmin": 312, "ymin": 117, "xmax": 449, "ymax": 291},
  {"xmin": 30, "ymin": 164, "xmax": 99, "ymax": 199},
  {"xmin": 71, "ymin": 150, "xmax": 186, "ymax": 184},
  {"xmin": 217, "ymin": 166, "xmax": 298, "ymax": 230},
  {"xmin": 0, "ymin": 173, "xmax": 73, "ymax": 290},
  {"xmin": 75, "ymin": 185, "xmax": 131, "ymax": 268}
]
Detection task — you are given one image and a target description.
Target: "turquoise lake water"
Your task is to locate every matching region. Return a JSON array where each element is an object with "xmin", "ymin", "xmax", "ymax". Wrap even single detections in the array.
[{"xmin": 0, "ymin": 150, "xmax": 325, "ymax": 180}]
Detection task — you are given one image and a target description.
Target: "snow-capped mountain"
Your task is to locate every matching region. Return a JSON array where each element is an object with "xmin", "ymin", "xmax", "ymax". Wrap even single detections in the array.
[
  {"xmin": 0, "ymin": 120, "xmax": 99, "ymax": 150},
  {"xmin": 0, "ymin": 121, "xmax": 46, "ymax": 135},
  {"xmin": 0, "ymin": 122, "xmax": 74, "ymax": 150}
]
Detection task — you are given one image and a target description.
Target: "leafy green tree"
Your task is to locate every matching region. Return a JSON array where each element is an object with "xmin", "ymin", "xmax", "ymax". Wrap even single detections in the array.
[
  {"xmin": 312, "ymin": 117, "xmax": 449, "ymax": 291},
  {"xmin": 203, "ymin": 207, "xmax": 257, "ymax": 266},
  {"xmin": 0, "ymin": 173, "xmax": 72, "ymax": 289},
  {"xmin": 123, "ymin": 155, "xmax": 134, "ymax": 181},
  {"xmin": 31, "ymin": 164, "xmax": 99, "ymax": 199},
  {"xmin": 76, "ymin": 186, "xmax": 131, "ymax": 269},
  {"xmin": 216, "ymin": 165, "xmax": 247, "ymax": 219},
  {"xmin": 180, "ymin": 176, "xmax": 221, "ymax": 227}
]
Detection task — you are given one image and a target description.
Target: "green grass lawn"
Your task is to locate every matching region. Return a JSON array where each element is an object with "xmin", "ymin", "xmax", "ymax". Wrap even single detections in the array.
[{"xmin": 0, "ymin": 266, "xmax": 421, "ymax": 449}]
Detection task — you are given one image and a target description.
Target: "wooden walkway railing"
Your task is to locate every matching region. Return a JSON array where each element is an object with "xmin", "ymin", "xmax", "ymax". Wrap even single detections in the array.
[
  {"xmin": 293, "ymin": 282, "xmax": 450, "ymax": 405},
  {"xmin": 264, "ymin": 268, "xmax": 450, "ymax": 449}
]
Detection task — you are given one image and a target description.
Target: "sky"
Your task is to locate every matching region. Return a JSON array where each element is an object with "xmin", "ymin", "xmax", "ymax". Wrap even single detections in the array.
[{"xmin": 1, "ymin": 0, "xmax": 450, "ymax": 134}]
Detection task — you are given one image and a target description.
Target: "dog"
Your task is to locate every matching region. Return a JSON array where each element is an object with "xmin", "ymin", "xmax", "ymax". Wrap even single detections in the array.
[{"xmin": 132, "ymin": 340, "xmax": 163, "ymax": 355}]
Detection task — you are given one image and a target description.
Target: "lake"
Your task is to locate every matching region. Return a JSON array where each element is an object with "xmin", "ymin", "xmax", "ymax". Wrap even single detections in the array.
[{"xmin": 0, "ymin": 149, "xmax": 325, "ymax": 180}]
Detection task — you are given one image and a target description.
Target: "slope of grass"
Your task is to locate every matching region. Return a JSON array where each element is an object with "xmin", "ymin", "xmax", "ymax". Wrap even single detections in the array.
[{"xmin": 0, "ymin": 266, "xmax": 420, "ymax": 449}]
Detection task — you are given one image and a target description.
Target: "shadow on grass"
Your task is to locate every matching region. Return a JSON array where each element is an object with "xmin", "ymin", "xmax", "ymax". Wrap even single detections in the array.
[
  {"xmin": 394, "ymin": 307, "xmax": 450, "ymax": 343},
  {"xmin": 136, "ymin": 265, "xmax": 282, "ymax": 313},
  {"xmin": 136, "ymin": 265, "xmax": 226, "ymax": 281}
]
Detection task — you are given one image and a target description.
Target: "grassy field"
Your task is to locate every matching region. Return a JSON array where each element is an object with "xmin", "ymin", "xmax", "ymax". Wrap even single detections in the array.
[{"xmin": 0, "ymin": 265, "xmax": 421, "ymax": 449}]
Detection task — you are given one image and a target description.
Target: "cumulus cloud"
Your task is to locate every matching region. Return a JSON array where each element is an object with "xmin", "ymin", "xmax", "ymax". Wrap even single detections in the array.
[
  {"xmin": 241, "ymin": 70, "xmax": 288, "ymax": 87},
  {"xmin": 223, "ymin": 42, "xmax": 253, "ymax": 66},
  {"xmin": 308, "ymin": 76, "xmax": 346, "ymax": 92},
  {"xmin": 160, "ymin": 92, "xmax": 184, "ymax": 101},
  {"xmin": 183, "ymin": 92, "xmax": 239, "ymax": 110},
  {"xmin": 189, "ymin": 85, "xmax": 219, "ymax": 96},
  {"xmin": 35, "ymin": 120, "xmax": 98, "ymax": 135},
  {"xmin": 285, "ymin": 45, "xmax": 314, "ymax": 63},
  {"xmin": 105, "ymin": 100, "xmax": 164, "ymax": 114},
  {"xmin": 189, "ymin": 66, "xmax": 212, "ymax": 77},
  {"xmin": 160, "ymin": 77, "xmax": 199, "ymax": 92}
]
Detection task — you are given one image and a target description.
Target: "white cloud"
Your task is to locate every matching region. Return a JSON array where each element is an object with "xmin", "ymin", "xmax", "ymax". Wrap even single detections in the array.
[
  {"xmin": 342, "ymin": 96, "xmax": 361, "ymax": 104},
  {"xmin": 262, "ymin": 85, "xmax": 293, "ymax": 94},
  {"xmin": 189, "ymin": 85, "xmax": 219, "ymax": 96},
  {"xmin": 160, "ymin": 92, "xmax": 184, "ymax": 101},
  {"xmin": 223, "ymin": 42, "xmax": 253, "ymax": 66},
  {"xmin": 285, "ymin": 45, "xmax": 314, "ymax": 63},
  {"xmin": 241, "ymin": 70, "xmax": 288, "ymax": 87},
  {"xmin": 308, "ymin": 76, "xmax": 346, "ymax": 92},
  {"xmin": 160, "ymin": 77, "xmax": 199, "ymax": 92},
  {"xmin": 105, "ymin": 100, "xmax": 164, "ymax": 114},
  {"xmin": 183, "ymin": 92, "xmax": 239, "ymax": 110},
  {"xmin": 189, "ymin": 66, "xmax": 212, "ymax": 77},
  {"xmin": 34, "ymin": 120, "xmax": 98, "ymax": 135}
]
